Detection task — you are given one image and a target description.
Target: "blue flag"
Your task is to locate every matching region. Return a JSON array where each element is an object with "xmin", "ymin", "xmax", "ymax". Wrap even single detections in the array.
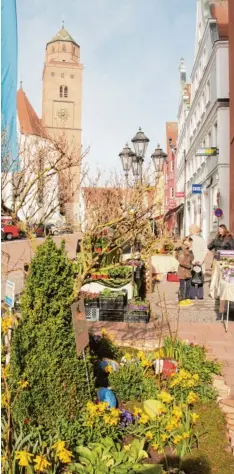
[{"xmin": 1, "ymin": 0, "xmax": 18, "ymax": 171}]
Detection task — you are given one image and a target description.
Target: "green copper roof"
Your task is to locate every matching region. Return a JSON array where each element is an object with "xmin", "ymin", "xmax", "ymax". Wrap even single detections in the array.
[{"xmin": 47, "ymin": 26, "xmax": 79, "ymax": 46}]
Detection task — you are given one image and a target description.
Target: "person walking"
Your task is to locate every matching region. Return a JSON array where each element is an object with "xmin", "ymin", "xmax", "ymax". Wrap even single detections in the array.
[
  {"xmin": 189, "ymin": 224, "xmax": 207, "ymax": 300},
  {"xmin": 208, "ymin": 224, "xmax": 234, "ymax": 253},
  {"xmin": 175, "ymin": 237, "xmax": 194, "ymax": 307}
]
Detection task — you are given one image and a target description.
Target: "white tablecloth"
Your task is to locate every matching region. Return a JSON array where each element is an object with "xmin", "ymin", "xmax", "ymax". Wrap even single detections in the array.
[
  {"xmin": 210, "ymin": 261, "xmax": 234, "ymax": 302},
  {"xmin": 151, "ymin": 255, "xmax": 179, "ymax": 274}
]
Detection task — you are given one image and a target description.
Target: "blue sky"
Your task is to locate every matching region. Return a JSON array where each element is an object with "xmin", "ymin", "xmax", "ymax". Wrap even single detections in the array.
[{"xmin": 18, "ymin": 0, "xmax": 196, "ymax": 175}]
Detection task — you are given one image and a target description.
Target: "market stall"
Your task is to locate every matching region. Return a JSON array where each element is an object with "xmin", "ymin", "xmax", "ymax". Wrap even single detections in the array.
[{"xmin": 209, "ymin": 251, "xmax": 234, "ymax": 331}]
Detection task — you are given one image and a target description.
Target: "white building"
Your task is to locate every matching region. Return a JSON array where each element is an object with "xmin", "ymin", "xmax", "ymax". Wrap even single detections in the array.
[
  {"xmin": 1, "ymin": 87, "xmax": 62, "ymax": 224},
  {"xmin": 176, "ymin": 0, "xmax": 229, "ymax": 242}
]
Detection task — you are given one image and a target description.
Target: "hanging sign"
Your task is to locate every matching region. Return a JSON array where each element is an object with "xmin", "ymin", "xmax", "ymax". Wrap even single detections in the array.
[
  {"xmin": 214, "ymin": 208, "xmax": 223, "ymax": 218},
  {"xmin": 195, "ymin": 147, "xmax": 218, "ymax": 156},
  {"xmin": 192, "ymin": 184, "xmax": 202, "ymax": 194}
]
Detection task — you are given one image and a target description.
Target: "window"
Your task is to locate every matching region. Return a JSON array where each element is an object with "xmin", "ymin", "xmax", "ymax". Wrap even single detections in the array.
[
  {"xmin": 51, "ymin": 72, "xmax": 55, "ymax": 77},
  {"xmin": 60, "ymin": 86, "xmax": 63, "ymax": 98},
  {"xmin": 171, "ymin": 161, "xmax": 174, "ymax": 172},
  {"xmin": 214, "ymin": 123, "xmax": 218, "ymax": 147},
  {"xmin": 72, "ymin": 46, "xmax": 75, "ymax": 55},
  {"xmin": 62, "ymin": 44, "xmax": 66, "ymax": 52},
  {"xmin": 59, "ymin": 86, "xmax": 68, "ymax": 98},
  {"xmin": 64, "ymin": 86, "xmax": 68, "ymax": 98},
  {"xmin": 61, "ymin": 73, "xmax": 64, "ymax": 78},
  {"xmin": 70, "ymin": 75, "xmax": 74, "ymax": 79},
  {"xmin": 170, "ymin": 187, "xmax": 174, "ymax": 199},
  {"xmin": 52, "ymin": 46, "xmax": 55, "ymax": 53}
]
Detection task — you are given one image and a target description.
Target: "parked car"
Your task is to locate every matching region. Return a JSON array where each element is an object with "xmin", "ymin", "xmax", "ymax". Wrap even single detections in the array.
[
  {"xmin": 52, "ymin": 224, "xmax": 73, "ymax": 236},
  {"xmin": 33, "ymin": 223, "xmax": 56, "ymax": 237},
  {"xmin": 1, "ymin": 216, "xmax": 20, "ymax": 241}
]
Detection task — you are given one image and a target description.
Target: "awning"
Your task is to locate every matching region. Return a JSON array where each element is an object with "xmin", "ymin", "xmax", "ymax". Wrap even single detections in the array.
[{"xmin": 163, "ymin": 204, "xmax": 184, "ymax": 222}]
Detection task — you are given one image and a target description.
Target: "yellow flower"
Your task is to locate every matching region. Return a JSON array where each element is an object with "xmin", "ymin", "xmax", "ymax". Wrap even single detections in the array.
[
  {"xmin": 146, "ymin": 431, "xmax": 153, "ymax": 440},
  {"xmin": 57, "ymin": 448, "xmax": 73, "ymax": 463},
  {"xmin": 165, "ymin": 421, "xmax": 175, "ymax": 432},
  {"xmin": 34, "ymin": 455, "xmax": 51, "ymax": 472},
  {"xmin": 172, "ymin": 406, "xmax": 183, "ymax": 420},
  {"xmin": 138, "ymin": 351, "xmax": 145, "ymax": 359},
  {"xmin": 124, "ymin": 353, "xmax": 131, "ymax": 361},
  {"xmin": 155, "ymin": 348, "xmax": 164, "ymax": 359},
  {"xmin": 104, "ymin": 365, "xmax": 113, "ymax": 374},
  {"xmin": 139, "ymin": 414, "xmax": 150, "ymax": 424},
  {"xmin": 1, "ymin": 315, "xmax": 18, "ymax": 334},
  {"xmin": 124, "ymin": 444, "xmax": 131, "ymax": 451},
  {"xmin": 191, "ymin": 412, "xmax": 199, "ymax": 424},
  {"xmin": 15, "ymin": 451, "xmax": 33, "ymax": 467},
  {"xmin": 152, "ymin": 442, "xmax": 159, "ymax": 450},
  {"xmin": 52, "ymin": 440, "xmax": 66, "ymax": 452},
  {"xmin": 193, "ymin": 374, "xmax": 199, "ymax": 381},
  {"xmin": 1, "ymin": 393, "xmax": 9, "ymax": 408},
  {"xmin": 18, "ymin": 380, "xmax": 29, "ymax": 389},
  {"xmin": 160, "ymin": 434, "xmax": 168, "ymax": 442},
  {"xmin": 110, "ymin": 408, "xmax": 121, "ymax": 418},
  {"xmin": 173, "ymin": 435, "xmax": 183, "ymax": 445},
  {"xmin": 186, "ymin": 391, "xmax": 199, "ymax": 405},
  {"xmin": 96, "ymin": 402, "xmax": 108, "ymax": 413},
  {"xmin": 141, "ymin": 359, "xmax": 151, "ymax": 368},
  {"xmin": 182, "ymin": 431, "xmax": 190, "ymax": 440},
  {"xmin": 158, "ymin": 391, "xmax": 173, "ymax": 404},
  {"xmin": 133, "ymin": 406, "xmax": 142, "ymax": 417}
]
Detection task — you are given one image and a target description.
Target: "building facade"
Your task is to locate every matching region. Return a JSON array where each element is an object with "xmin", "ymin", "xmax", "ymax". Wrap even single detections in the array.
[
  {"xmin": 176, "ymin": 0, "xmax": 229, "ymax": 242},
  {"xmin": 163, "ymin": 122, "xmax": 178, "ymax": 235},
  {"xmin": 229, "ymin": 0, "xmax": 234, "ymax": 234},
  {"xmin": 42, "ymin": 25, "xmax": 83, "ymax": 223}
]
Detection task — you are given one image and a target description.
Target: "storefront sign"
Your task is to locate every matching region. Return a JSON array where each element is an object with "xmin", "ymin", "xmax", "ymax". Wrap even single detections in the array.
[
  {"xmin": 192, "ymin": 184, "xmax": 202, "ymax": 194},
  {"xmin": 214, "ymin": 208, "xmax": 223, "ymax": 218},
  {"xmin": 176, "ymin": 192, "xmax": 184, "ymax": 198},
  {"xmin": 195, "ymin": 147, "xmax": 218, "ymax": 157}
]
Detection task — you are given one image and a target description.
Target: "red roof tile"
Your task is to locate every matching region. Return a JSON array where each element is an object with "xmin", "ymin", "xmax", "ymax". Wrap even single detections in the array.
[
  {"xmin": 210, "ymin": 1, "xmax": 229, "ymax": 39},
  {"xmin": 17, "ymin": 89, "xmax": 48, "ymax": 139}
]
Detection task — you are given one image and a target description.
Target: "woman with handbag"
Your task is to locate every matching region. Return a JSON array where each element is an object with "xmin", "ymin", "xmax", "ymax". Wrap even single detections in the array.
[
  {"xmin": 175, "ymin": 237, "xmax": 194, "ymax": 307},
  {"xmin": 189, "ymin": 224, "xmax": 207, "ymax": 300}
]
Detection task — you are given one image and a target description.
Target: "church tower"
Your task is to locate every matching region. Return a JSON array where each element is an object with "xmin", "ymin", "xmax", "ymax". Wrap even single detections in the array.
[{"xmin": 42, "ymin": 24, "xmax": 82, "ymax": 223}]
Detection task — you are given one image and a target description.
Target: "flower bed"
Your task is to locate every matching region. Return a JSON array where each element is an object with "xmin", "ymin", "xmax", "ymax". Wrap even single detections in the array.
[{"xmin": 4, "ymin": 319, "xmax": 231, "ymax": 474}]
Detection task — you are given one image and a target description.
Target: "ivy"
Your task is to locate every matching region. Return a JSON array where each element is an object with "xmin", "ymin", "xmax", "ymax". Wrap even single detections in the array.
[{"xmin": 9, "ymin": 238, "xmax": 95, "ymax": 428}]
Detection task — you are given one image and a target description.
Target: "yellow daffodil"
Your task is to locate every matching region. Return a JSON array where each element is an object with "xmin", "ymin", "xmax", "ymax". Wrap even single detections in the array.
[
  {"xmin": 173, "ymin": 435, "xmax": 183, "ymax": 445},
  {"xmin": 133, "ymin": 406, "xmax": 142, "ymax": 417},
  {"xmin": 155, "ymin": 348, "xmax": 164, "ymax": 358},
  {"xmin": 15, "ymin": 451, "xmax": 33, "ymax": 467},
  {"xmin": 146, "ymin": 431, "xmax": 153, "ymax": 440},
  {"xmin": 152, "ymin": 442, "xmax": 159, "ymax": 450},
  {"xmin": 110, "ymin": 408, "xmax": 121, "ymax": 417},
  {"xmin": 139, "ymin": 414, "xmax": 150, "ymax": 424},
  {"xmin": 172, "ymin": 406, "xmax": 183, "ymax": 419},
  {"xmin": 101, "ymin": 328, "xmax": 107, "ymax": 336},
  {"xmin": 104, "ymin": 365, "xmax": 113, "ymax": 374},
  {"xmin": 141, "ymin": 359, "xmax": 151, "ymax": 368},
  {"xmin": 182, "ymin": 431, "xmax": 190, "ymax": 440},
  {"xmin": 160, "ymin": 434, "xmax": 168, "ymax": 442},
  {"xmin": 57, "ymin": 448, "xmax": 73, "ymax": 463},
  {"xmin": 1, "ymin": 315, "xmax": 18, "ymax": 334},
  {"xmin": 124, "ymin": 353, "xmax": 131, "ymax": 361},
  {"xmin": 165, "ymin": 421, "xmax": 175, "ymax": 432},
  {"xmin": 124, "ymin": 444, "xmax": 131, "ymax": 451},
  {"xmin": 34, "ymin": 455, "xmax": 51, "ymax": 472},
  {"xmin": 158, "ymin": 391, "xmax": 173, "ymax": 404},
  {"xmin": 17, "ymin": 380, "xmax": 29, "ymax": 389},
  {"xmin": 52, "ymin": 440, "xmax": 66, "ymax": 452},
  {"xmin": 191, "ymin": 412, "xmax": 199, "ymax": 424},
  {"xmin": 1, "ymin": 393, "xmax": 9, "ymax": 408},
  {"xmin": 96, "ymin": 402, "xmax": 108, "ymax": 413},
  {"xmin": 193, "ymin": 374, "xmax": 199, "ymax": 381},
  {"xmin": 186, "ymin": 391, "xmax": 199, "ymax": 405}
]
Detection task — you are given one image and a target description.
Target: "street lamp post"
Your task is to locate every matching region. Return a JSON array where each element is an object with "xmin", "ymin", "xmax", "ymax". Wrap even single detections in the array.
[
  {"xmin": 131, "ymin": 127, "xmax": 150, "ymax": 184},
  {"xmin": 151, "ymin": 144, "xmax": 168, "ymax": 184},
  {"xmin": 118, "ymin": 143, "xmax": 135, "ymax": 186}
]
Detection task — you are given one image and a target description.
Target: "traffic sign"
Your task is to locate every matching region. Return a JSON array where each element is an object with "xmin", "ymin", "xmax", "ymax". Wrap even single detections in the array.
[
  {"xmin": 214, "ymin": 208, "xmax": 223, "ymax": 218},
  {"xmin": 195, "ymin": 147, "xmax": 218, "ymax": 157},
  {"xmin": 5, "ymin": 280, "xmax": 15, "ymax": 308},
  {"xmin": 176, "ymin": 192, "xmax": 184, "ymax": 198},
  {"xmin": 192, "ymin": 184, "xmax": 202, "ymax": 194}
]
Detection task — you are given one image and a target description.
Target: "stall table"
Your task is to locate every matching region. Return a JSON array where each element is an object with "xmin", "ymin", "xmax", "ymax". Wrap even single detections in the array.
[{"xmin": 151, "ymin": 255, "xmax": 179, "ymax": 281}]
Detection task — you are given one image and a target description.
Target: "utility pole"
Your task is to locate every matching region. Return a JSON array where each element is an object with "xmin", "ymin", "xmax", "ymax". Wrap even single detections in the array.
[{"xmin": 183, "ymin": 149, "xmax": 187, "ymax": 237}]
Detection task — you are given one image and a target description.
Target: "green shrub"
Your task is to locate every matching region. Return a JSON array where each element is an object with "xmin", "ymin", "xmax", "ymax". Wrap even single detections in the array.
[
  {"xmin": 9, "ymin": 238, "xmax": 95, "ymax": 428},
  {"xmin": 109, "ymin": 362, "xmax": 158, "ymax": 402}
]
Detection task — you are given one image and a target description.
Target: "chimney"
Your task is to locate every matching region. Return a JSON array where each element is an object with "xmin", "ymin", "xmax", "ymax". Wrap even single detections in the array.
[{"xmin": 179, "ymin": 58, "xmax": 186, "ymax": 93}]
